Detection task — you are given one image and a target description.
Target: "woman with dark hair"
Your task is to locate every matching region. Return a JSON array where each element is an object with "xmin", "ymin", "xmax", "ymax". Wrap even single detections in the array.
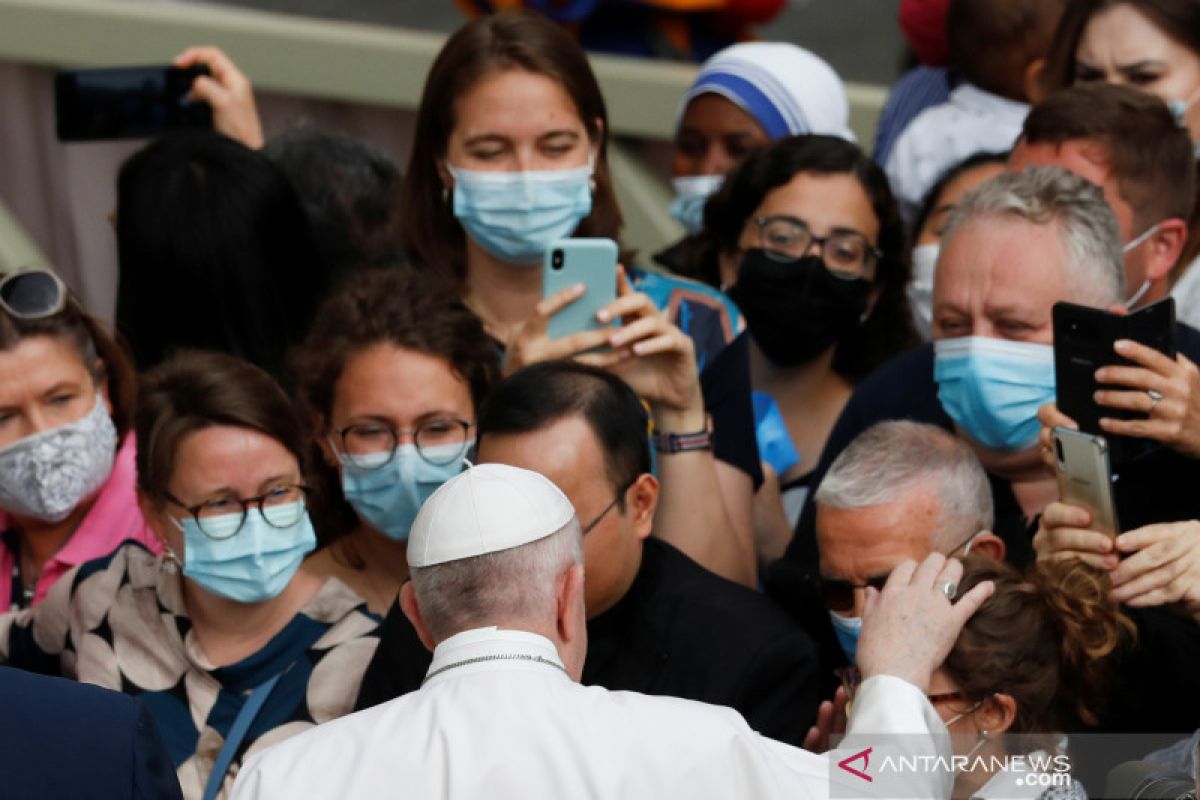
[
  {"xmin": 681, "ymin": 135, "xmax": 919, "ymax": 556},
  {"xmin": 0, "ymin": 351, "xmax": 379, "ymax": 799},
  {"xmin": 1040, "ymin": 0, "xmax": 1200, "ymax": 322},
  {"xmin": 294, "ymin": 269, "xmax": 501, "ymax": 613},
  {"xmin": 398, "ymin": 11, "xmax": 759, "ymax": 585},
  {"xmin": 115, "ymin": 131, "xmax": 326, "ymax": 385},
  {"xmin": 0, "ymin": 269, "xmax": 158, "ymax": 609}
]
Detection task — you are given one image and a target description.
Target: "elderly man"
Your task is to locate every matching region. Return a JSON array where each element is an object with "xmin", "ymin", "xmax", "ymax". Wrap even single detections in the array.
[
  {"xmin": 232, "ymin": 463, "xmax": 986, "ymax": 799},
  {"xmin": 358, "ymin": 361, "xmax": 822, "ymax": 746},
  {"xmin": 813, "ymin": 421, "xmax": 1003, "ymax": 666}
]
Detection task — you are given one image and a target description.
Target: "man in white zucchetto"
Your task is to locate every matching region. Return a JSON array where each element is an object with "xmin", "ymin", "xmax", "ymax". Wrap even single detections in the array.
[{"xmin": 232, "ymin": 463, "xmax": 992, "ymax": 800}]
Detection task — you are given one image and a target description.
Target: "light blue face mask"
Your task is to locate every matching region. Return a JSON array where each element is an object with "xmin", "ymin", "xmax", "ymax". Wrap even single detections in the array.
[
  {"xmin": 934, "ymin": 336, "xmax": 1056, "ymax": 452},
  {"xmin": 669, "ymin": 174, "xmax": 724, "ymax": 234},
  {"xmin": 1168, "ymin": 88, "xmax": 1200, "ymax": 158},
  {"xmin": 446, "ymin": 161, "xmax": 594, "ymax": 264},
  {"xmin": 338, "ymin": 443, "xmax": 467, "ymax": 541},
  {"xmin": 829, "ymin": 611, "xmax": 863, "ymax": 665},
  {"xmin": 176, "ymin": 502, "xmax": 317, "ymax": 603}
]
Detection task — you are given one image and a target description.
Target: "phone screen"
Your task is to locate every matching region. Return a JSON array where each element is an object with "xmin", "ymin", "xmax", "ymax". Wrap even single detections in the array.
[{"xmin": 55, "ymin": 66, "xmax": 213, "ymax": 142}]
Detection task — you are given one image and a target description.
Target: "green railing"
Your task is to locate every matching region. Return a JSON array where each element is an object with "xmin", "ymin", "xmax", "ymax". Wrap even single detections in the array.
[{"xmin": 0, "ymin": 0, "xmax": 886, "ymax": 270}]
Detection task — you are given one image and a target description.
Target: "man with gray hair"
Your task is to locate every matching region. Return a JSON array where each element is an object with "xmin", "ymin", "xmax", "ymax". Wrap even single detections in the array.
[
  {"xmin": 814, "ymin": 420, "xmax": 1004, "ymax": 666},
  {"xmin": 233, "ymin": 463, "xmax": 992, "ymax": 799},
  {"xmin": 771, "ymin": 164, "xmax": 1200, "ymax": 600}
]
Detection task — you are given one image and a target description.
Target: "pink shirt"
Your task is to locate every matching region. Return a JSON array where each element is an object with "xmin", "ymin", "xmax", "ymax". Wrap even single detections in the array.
[{"xmin": 0, "ymin": 433, "xmax": 163, "ymax": 608}]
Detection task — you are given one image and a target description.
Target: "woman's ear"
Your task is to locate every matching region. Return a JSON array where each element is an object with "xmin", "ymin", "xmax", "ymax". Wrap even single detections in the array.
[
  {"xmin": 137, "ymin": 489, "xmax": 175, "ymax": 554},
  {"xmin": 313, "ymin": 413, "xmax": 338, "ymax": 469},
  {"xmin": 718, "ymin": 248, "xmax": 742, "ymax": 291},
  {"xmin": 94, "ymin": 358, "xmax": 113, "ymax": 417},
  {"xmin": 977, "ymin": 693, "xmax": 1018, "ymax": 736}
]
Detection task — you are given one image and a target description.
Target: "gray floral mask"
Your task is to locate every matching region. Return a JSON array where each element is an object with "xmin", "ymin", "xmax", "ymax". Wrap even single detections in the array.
[{"xmin": 0, "ymin": 394, "xmax": 117, "ymax": 523}]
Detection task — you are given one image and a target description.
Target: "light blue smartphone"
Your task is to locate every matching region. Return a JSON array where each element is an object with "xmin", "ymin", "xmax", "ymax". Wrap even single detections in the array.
[{"xmin": 542, "ymin": 238, "xmax": 618, "ymax": 341}]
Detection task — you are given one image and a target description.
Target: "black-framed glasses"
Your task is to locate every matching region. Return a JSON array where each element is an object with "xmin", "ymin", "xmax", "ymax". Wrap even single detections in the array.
[
  {"xmin": 754, "ymin": 215, "xmax": 882, "ymax": 279},
  {"xmin": 0, "ymin": 269, "xmax": 67, "ymax": 319},
  {"xmin": 166, "ymin": 484, "xmax": 310, "ymax": 540},
  {"xmin": 580, "ymin": 478, "xmax": 636, "ymax": 535},
  {"xmin": 334, "ymin": 418, "xmax": 473, "ymax": 469},
  {"xmin": 819, "ymin": 530, "xmax": 983, "ymax": 612}
]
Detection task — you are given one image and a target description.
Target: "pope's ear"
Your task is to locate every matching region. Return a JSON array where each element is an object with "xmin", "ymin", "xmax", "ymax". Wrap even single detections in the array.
[{"xmin": 400, "ymin": 581, "xmax": 437, "ymax": 653}]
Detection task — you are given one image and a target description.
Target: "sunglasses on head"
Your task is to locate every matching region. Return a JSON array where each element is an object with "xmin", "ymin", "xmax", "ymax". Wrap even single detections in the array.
[
  {"xmin": 819, "ymin": 530, "xmax": 984, "ymax": 613},
  {"xmin": 0, "ymin": 269, "xmax": 68, "ymax": 320}
]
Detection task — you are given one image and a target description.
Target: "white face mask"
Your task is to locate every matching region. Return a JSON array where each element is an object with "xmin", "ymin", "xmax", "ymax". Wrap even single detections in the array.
[
  {"xmin": 669, "ymin": 174, "xmax": 725, "ymax": 234},
  {"xmin": 907, "ymin": 243, "xmax": 939, "ymax": 340},
  {"xmin": 0, "ymin": 393, "xmax": 118, "ymax": 523}
]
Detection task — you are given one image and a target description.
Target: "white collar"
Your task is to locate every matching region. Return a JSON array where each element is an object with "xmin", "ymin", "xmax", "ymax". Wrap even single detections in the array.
[
  {"xmin": 949, "ymin": 83, "xmax": 1030, "ymax": 124},
  {"xmin": 426, "ymin": 627, "xmax": 569, "ymax": 684}
]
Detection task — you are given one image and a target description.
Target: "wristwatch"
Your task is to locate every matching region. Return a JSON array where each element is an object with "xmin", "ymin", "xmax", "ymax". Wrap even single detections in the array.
[{"xmin": 652, "ymin": 414, "xmax": 713, "ymax": 454}]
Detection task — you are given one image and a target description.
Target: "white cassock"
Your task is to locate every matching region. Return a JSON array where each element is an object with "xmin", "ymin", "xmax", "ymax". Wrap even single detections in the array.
[{"xmin": 232, "ymin": 627, "xmax": 953, "ymax": 799}]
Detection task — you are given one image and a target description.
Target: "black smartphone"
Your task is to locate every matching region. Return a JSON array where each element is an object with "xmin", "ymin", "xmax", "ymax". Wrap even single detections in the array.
[
  {"xmin": 54, "ymin": 65, "xmax": 213, "ymax": 142},
  {"xmin": 1053, "ymin": 297, "xmax": 1176, "ymax": 463}
]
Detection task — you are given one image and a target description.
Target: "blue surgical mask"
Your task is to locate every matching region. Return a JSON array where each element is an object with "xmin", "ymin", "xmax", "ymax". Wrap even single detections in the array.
[
  {"xmin": 669, "ymin": 174, "xmax": 724, "ymax": 234},
  {"xmin": 176, "ymin": 503, "xmax": 316, "ymax": 603},
  {"xmin": 1168, "ymin": 88, "xmax": 1200, "ymax": 158},
  {"xmin": 338, "ymin": 443, "xmax": 467, "ymax": 541},
  {"xmin": 447, "ymin": 161, "xmax": 594, "ymax": 264},
  {"xmin": 829, "ymin": 611, "xmax": 863, "ymax": 664},
  {"xmin": 934, "ymin": 336, "xmax": 1056, "ymax": 452}
]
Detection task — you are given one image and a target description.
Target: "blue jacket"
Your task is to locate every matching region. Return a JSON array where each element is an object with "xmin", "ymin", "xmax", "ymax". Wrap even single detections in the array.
[{"xmin": 0, "ymin": 666, "xmax": 182, "ymax": 799}]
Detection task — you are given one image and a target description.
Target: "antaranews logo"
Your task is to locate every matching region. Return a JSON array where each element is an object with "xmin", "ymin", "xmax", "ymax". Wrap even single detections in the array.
[{"xmin": 837, "ymin": 748, "xmax": 873, "ymax": 783}]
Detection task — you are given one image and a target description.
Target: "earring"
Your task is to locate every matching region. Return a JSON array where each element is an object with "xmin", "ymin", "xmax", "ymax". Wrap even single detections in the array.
[{"xmin": 161, "ymin": 545, "xmax": 182, "ymax": 573}]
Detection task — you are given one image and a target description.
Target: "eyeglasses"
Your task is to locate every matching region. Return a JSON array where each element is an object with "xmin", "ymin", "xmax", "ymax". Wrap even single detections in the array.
[
  {"xmin": 819, "ymin": 530, "xmax": 982, "ymax": 612},
  {"xmin": 579, "ymin": 478, "xmax": 636, "ymax": 535},
  {"xmin": 754, "ymin": 216, "xmax": 882, "ymax": 279},
  {"xmin": 334, "ymin": 418, "xmax": 473, "ymax": 468},
  {"xmin": 166, "ymin": 484, "xmax": 310, "ymax": 540},
  {"xmin": 837, "ymin": 666, "xmax": 978, "ymax": 709},
  {"xmin": 0, "ymin": 269, "xmax": 68, "ymax": 319}
]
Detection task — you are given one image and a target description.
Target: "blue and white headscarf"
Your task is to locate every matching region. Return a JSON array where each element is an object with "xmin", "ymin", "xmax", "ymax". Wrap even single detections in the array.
[{"xmin": 679, "ymin": 42, "xmax": 855, "ymax": 142}]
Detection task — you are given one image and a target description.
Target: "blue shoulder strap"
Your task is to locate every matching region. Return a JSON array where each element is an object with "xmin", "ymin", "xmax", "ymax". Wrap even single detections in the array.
[{"xmin": 202, "ymin": 672, "xmax": 282, "ymax": 800}]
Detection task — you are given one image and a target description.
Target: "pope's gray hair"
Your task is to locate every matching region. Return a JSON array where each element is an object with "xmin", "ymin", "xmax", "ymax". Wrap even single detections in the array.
[
  {"xmin": 814, "ymin": 421, "xmax": 993, "ymax": 550},
  {"xmin": 410, "ymin": 519, "xmax": 584, "ymax": 642},
  {"xmin": 943, "ymin": 166, "xmax": 1126, "ymax": 307}
]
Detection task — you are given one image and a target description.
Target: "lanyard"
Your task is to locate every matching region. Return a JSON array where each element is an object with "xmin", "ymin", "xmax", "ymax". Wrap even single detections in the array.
[{"xmin": 202, "ymin": 672, "xmax": 283, "ymax": 800}]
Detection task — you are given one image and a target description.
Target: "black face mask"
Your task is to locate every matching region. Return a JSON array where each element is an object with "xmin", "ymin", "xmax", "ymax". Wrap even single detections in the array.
[{"xmin": 728, "ymin": 249, "xmax": 872, "ymax": 367}]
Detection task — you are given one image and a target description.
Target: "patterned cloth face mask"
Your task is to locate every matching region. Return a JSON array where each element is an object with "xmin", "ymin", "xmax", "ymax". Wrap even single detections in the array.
[{"xmin": 0, "ymin": 393, "xmax": 117, "ymax": 523}]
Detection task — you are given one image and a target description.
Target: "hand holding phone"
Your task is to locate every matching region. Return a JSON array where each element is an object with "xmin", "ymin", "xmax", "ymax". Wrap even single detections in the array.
[
  {"xmin": 1053, "ymin": 297, "xmax": 1176, "ymax": 462},
  {"xmin": 542, "ymin": 238, "xmax": 618, "ymax": 341},
  {"xmin": 1052, "ymin": 427, "xmax": 1120, "ymax": 538}
]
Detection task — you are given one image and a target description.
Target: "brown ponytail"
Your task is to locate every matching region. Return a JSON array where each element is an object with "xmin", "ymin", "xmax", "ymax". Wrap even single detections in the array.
[{"xmin": 943, "ymin": 556, "xmax": 1135, "ymax": 744}]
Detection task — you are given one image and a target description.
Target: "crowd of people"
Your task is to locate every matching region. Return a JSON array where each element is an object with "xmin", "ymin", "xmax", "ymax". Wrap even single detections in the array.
[{"xmin": 3, "ymin": 0, "xmax": 1200, "ymax": 797}]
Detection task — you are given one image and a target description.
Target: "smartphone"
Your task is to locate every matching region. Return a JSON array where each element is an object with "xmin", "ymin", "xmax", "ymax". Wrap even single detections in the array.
[
  {"xmin": 54, "ymin": 65, "xmax": 213, "ymax": 142},
  {"xmin": 1053, "ymin": 297, "xmax": 1175, "ymax": 462},
  {"xmin": 1053, "ymin": 427, "xmax": 1120, "ymax": 538},
  {"xmin": 542, "ymin": 238, "xmax": 618, "ymax": 342}
]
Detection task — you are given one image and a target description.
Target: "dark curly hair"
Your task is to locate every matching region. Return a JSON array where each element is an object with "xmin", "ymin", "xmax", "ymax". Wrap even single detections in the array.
[{"xmin": 681, "ymin": 134, "xmax": 917, "ymax": 382}]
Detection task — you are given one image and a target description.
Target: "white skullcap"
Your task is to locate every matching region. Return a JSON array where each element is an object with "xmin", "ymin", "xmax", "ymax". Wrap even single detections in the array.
[
  {"xmin": 678, "ymin": 42, "xmax": 856, "ymax": 143},
  {"xmin": 408, "ymin": 463, "xmax": 576, "ymax": 568}
]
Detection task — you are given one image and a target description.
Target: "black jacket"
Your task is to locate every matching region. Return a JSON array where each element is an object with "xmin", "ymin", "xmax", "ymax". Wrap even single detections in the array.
[{"xmin": 356, "ymin": 539, "xmax": 825, "ymax": 747}]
